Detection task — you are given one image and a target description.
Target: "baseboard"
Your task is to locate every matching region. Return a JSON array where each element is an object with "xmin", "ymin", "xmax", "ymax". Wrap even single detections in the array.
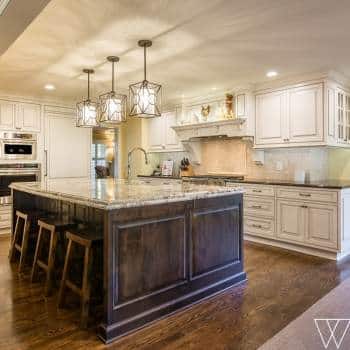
[{"xmin": 244, "ymin": 234, "xmax": 346, "ymax": 260}]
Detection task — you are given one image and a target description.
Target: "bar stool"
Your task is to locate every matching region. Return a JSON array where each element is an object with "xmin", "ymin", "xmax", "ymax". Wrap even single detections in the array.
[
  {"xmin": 9, "ymin": 210, "xmax": 46, "ymax": 273},
  {"xmin": 57, "ymin": 228, "xmax": 103, "ymax": 328},
  {"xmin": 31, "ymin": 217, "xmax": 75, "ymax": 296}
]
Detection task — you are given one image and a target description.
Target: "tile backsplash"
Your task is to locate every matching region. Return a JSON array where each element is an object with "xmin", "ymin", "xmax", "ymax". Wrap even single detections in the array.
[{"xmin": 144, "ymin": 139, "xmax": 350, "ymax": 181}]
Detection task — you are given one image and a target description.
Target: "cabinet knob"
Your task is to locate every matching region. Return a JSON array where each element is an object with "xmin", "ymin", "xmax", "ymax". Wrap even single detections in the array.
[
  {"xmin": 300, "ymin": 205, "xmax": 308, "ymax": 209},
  {"xmin": 283, "ymin": 138, "xmax": 290, "ymax": 142}
]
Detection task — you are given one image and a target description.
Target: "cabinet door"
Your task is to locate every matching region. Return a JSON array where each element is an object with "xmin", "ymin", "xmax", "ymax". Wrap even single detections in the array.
[
  {"xmin": 277, "ymin": 200, "xmax": 306, "ymax": 243},
  {"xmin": 164, "ymin": 111, "xmax": 183, "ymax": 151},
  {"xmin": 305, "ymin": 203, "xmax": 337, "ymax": 249},
  {"xmin": 16, "ymin": 103, "xmax": 41, "ymax": 132},
  {"xmin": 45, "ymin": 114, "xmax": 91, "ymax": 178},
  {"xmin": 255, "ymin": 91, "xmax": 287, "ymax": 145},
  {"xmin": 147, "ymin": 116, "xmax": 165, "ymax": 152},
  {"xmin": 0, "ymin": 100, "xmax": 16, "ymax": 130},
  {"xmin": 288, "ymin": 84, "xmax": 323, "ymax": 143}
]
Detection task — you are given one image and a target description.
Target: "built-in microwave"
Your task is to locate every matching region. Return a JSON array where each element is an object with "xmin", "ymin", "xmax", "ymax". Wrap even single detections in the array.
[{"xmin": 0, "ymin": 132, "xmax": 37, "ymax": 160}]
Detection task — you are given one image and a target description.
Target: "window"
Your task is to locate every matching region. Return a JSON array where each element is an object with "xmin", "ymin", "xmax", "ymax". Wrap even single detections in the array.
[{"xmin": 91, "ymin": 143, "xmax": 107, "ymax": 179}]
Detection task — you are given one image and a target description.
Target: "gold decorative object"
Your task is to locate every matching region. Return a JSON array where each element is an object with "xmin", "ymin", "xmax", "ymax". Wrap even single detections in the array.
[
  {"xmin": 224, "ymin": 93, "xmax": 235, "ymax": 119},
  {"xmin": 201, "ymin": 105, "xmax": 210, "ymax": 121}
]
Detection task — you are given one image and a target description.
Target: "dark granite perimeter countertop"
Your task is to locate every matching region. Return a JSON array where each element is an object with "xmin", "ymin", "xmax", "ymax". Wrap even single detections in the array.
[
  {"xmin": 181, "ymin": 175, "xmax": 350, "ymax": 189},
  {"xmin": 225, "ymin": 178, "xmax": 350, "ymax": 189}
]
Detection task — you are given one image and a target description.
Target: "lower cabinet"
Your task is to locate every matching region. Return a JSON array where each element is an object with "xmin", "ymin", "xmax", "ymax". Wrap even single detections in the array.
[
  {"xmin": 304, "ymin": 203, "xmax": 337, "ymax": 249},
  {"xmin": 277, "ymin": 200, "xmax": 307, "ymax": 243},
  {"xmin": 231, "ymin": 182, "xmax": 342, "ymax": 258},
  {"xmin": 277, "ymin": 199, "xmax": 337, "ymax": 249}
]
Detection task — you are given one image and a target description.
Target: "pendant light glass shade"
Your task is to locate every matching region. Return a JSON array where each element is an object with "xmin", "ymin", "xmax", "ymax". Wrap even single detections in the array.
[
  {"xmin": 76, "ymin": 69, "xmax": 98, "ymax": 127},
  {"xmin": 98, "ymin": 56, "xmax": 127, "ymax": 126},
  {"xmin": 129, "ymin": 40, "xmax": 162, "ymax": 118}
]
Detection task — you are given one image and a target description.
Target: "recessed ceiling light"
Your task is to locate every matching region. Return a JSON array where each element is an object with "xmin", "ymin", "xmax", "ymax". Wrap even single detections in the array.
[
  {"xmin": 44, "ymin": 84, "xmax": 56, "ymax": 91},
  {"xmin": 211, "ymin": 87, "xmax": 218, "ymax": 91},
  {"xmin": 266, "ymin": 71, "xmax": 278, "ymax": 78},
  {"xmin": 0, "ymin": 0, "xmax": 11, "ymax": 15}
]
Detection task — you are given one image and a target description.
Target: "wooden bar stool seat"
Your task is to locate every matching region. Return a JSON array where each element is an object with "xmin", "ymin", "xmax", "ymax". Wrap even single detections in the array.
[
  {"xmin": 31, "ymin": 217, "xmax": 76, "ymax": 296},
  {"xmin": 58, "ymin": 228, "xmax": 103, "ymax": 328},
  {"xmin": 9, "ymin": 210, "xmax": 48, "ymax": 273}
]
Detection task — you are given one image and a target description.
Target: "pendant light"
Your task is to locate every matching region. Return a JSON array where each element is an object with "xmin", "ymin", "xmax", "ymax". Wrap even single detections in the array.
[
  {"xmin": 76, "ymin": 69, "xmax": 98, "ymax": 127},
  {"xmin": 129, "ymin": 40, "xmax": 162, "ymax": 118},
  {"xmin": 98, "ymin": 56, "xmax": 127, "ymax": 126}
]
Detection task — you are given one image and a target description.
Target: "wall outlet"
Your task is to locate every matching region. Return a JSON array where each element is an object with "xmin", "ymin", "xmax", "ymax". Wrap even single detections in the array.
[{"xmin": 275, "ymin": 161, "xmax": 284, "ymax": 171}]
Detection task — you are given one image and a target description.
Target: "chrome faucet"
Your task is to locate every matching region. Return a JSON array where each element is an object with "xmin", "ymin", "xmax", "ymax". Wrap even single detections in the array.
[{"xmin": 127, "ymin": 147, "xmax": 149, "ymax": 178}]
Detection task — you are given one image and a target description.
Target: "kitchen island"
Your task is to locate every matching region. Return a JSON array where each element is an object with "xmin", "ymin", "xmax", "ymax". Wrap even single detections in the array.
[{"xmin": 10, "ymin": 178, "xmax": 245, "ymax": 343}]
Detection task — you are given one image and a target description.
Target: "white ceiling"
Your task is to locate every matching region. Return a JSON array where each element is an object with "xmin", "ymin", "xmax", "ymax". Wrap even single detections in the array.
[
  {"xmin": 0, "ymin": 0, "xmax": 51, "ymax": 55},
  {"xmin": 1, "ymin": 0, "xmax": 350, "ymax": 106}
]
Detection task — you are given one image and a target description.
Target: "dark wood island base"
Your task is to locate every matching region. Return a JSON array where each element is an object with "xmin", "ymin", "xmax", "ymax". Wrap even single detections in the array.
[{"xmin": 11, "ymin": 183, "xmax": 245, "ymax": 344}]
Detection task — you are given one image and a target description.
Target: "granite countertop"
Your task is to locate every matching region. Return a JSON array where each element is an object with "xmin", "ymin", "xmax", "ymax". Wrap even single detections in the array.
[
  {"xmin": 138, "ymin": 175, "xmax": 181, "ymax": 180},
  {"xmin": 9, "ymin": 178, "xmax": 243, "ymax": 210},
  {"xmin": 225, "ymin": 178, "xmax": 350, "ymax": 189},
  {"xmin": 182, "ymin": 174, "xmax": 350, "ymax": 189}
]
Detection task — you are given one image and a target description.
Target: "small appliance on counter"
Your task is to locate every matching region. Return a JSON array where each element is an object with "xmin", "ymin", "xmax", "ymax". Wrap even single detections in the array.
[
  {"xmin": 161, "ymin": 160, "xmax": 174, "ymax": 176},
  {"xmin": 180, "ymin": 158, "xmax": 194, "ymax": 177}
]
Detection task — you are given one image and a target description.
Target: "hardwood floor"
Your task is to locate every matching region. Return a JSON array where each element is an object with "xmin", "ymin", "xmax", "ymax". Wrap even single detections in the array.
[{"xmin": 1, "ymin": 237, "xmax": 350, "ymax": 350}]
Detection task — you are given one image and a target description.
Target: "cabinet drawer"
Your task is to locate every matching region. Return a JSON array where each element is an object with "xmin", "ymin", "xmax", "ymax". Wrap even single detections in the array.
[
  {"xmin": 244, "ymin": 196, "xmax": 275, "ymax": 217},
  {"xmin": 244, "ymin": 216, "xmax": 275, "ymax": 237},
  {"xmin": 276, "ymin": 187, "xmax": 338, "ymax": 203},
  {"xmin": 226, "ymin": 183, "xmax": 275, "ymax": 197}
]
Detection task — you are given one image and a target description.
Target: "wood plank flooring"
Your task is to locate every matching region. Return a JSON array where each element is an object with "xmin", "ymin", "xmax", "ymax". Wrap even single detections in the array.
[{"xmin": 1, "ymin": 237, "xmax": 350, "ymax": 350}]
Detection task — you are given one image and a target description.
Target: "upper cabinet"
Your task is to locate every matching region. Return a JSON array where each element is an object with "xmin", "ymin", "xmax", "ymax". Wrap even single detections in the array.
[
  {"xmin": 0, "ymin": 99, "xmax": 41, "ymax": 132},
  {"xmin": 255, "ymin": 90, "xmax": 286, "ymax": 145},
  {"xmin": 0, "ymin": 100, "xmax": 16, "ymax": 130},
  {"xmin": 255, "ymin": 83, "xmax": 324, "ymax": 148},
  {"xmin": 146, "ymin": 110, "xmax": 183, "ymax": 152}
]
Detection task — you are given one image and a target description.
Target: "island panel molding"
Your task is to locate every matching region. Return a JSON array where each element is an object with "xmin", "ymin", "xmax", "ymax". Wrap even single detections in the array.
[{"xmin": 10, "ymin": 179, "xmax": 245, "ymax": 344}]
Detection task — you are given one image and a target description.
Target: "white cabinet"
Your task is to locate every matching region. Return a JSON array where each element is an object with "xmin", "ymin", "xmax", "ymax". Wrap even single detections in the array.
[
  {"xmin": 146, "ymin": 111, "xmax": 183, "ymax": 152},
  {"xmin": 288, "ymin": 84, "xmax": 323, "ymax": 142},
  {"xmin": 0, "ymin": 100, "xmax": 16, "ymax": 130},
  {"xmin": 45, "ymin": 113, "xmax": 91, "ymax": 179},
  {"xmin": 15, "ymin": 103, "xmax": 41, "ymax": 132},
  {"xmin": 0, "ymin": 100, "xmax": 41, "ymax": 132},
  {"xmin": 147, "ymin": 116, "xmax": 164, "ymax": 152},
  {"xmin": 305, "ymin": 203, "xmax": 337, "ymax": 249},
  {"xmin": 277, "ymin": 199, "xmax": 306, "ymax": 243},
  {"xmin": 255, "ymin": 83, "xmax": 324, "ymax": 147},
  {"xmin": 255, "ymin": 91, "xmax": 286, "ymax": 145}
]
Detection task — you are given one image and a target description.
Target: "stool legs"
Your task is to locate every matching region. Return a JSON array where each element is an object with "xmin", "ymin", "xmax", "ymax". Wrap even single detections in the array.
[
  {"xmin": 81, "ymin": 246, "xmax": 92, "ymax": 328},
  {"xmin": 18, "ymin": 219, "xmax": 30, "ymax": 273},
  {"xmin": 45, "ymin": 231, "xmax": 58, "ymax": 296},
  {"xmin": 58, "ymin": 235, "xmax": 94, "ymax": 328},
  {"xmin": 9, "ymin": 211, "xmax": 30, "ymax": 273},
  {"xmin": 31, "ymin": 225, "xmax": 43, "ymax": 283},
  {"xmin": 57, "ymin": 238, "xmax": 72, "ymax": 308}
]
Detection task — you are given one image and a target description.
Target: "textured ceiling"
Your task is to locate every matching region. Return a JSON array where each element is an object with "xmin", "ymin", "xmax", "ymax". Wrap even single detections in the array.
[
  {"xmin": 0, "ymin": 0, "xmax": 51, "ymax": 55},
  {"xmin": 1, "ymin": 0, "xmax": 350, "ymax": 106}
]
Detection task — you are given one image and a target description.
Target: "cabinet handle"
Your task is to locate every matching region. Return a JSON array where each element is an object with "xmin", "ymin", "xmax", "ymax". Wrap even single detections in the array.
[
  {"xmin": 44, "ymin": 150, "xmax": 48, "ymax": 177},
  {"xmin": 252, "ymin": 224, "xmax": 263, "ymax": 229},
  {"xmin": 300, "ymin": 205, "xmax": 308, "ymax": 209},
  {"xmin": 299, "ymin": 193, "xmax": 311, "ymax": 197},
  {"xmin": 251, "ymin": 205, "xmax": 263, "ymax": 209},
  {"xmin": 252, "ymin": 189, "xmax": 262, "ymax": 193}
]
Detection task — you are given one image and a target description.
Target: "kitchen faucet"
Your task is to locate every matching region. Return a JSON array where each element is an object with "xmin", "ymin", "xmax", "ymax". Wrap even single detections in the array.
[{"xmin": 127, "ymin": 147, "xmax": 149, "ymax": 179}]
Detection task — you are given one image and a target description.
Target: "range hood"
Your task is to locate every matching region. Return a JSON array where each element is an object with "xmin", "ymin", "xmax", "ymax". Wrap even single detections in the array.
[{"xmin": 172, "ymin": 118, "xmax": 250, "ymax": 142}]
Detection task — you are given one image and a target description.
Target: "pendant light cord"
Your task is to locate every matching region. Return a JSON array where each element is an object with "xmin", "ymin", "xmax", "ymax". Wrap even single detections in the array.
[
  {"xmin": 112, "ymin": 61, "xmax": 115, "ymax": 92},
  {"xmin": 144, "ymin": 45, "xmax": 147, "ymax": 81},
  {"xmin": 87, "ymin": 71, "xmax": 90, "ymax": 101}
]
